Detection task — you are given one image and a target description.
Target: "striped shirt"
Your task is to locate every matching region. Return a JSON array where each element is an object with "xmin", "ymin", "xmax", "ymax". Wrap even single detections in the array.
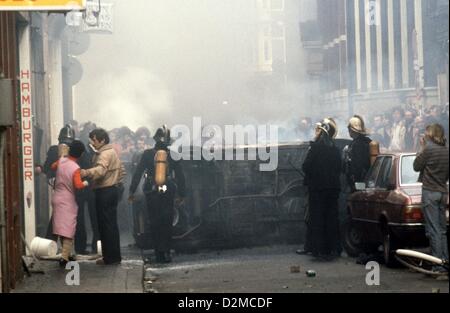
[{"xmin": 413, "ymin": 141, "xmax": 449, "ymax": 193}]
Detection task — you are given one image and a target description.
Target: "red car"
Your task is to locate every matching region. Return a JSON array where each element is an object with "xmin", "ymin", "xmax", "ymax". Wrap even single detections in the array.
[{"xmin": 343, "ymin": 152, "xmax": 449, "ymax": 266}]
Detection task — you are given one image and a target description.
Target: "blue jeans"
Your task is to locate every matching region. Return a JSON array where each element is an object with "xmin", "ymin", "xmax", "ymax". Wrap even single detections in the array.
[{"xmin": 422, "ymin": 189, "xmax": 449, "ymax": 271}]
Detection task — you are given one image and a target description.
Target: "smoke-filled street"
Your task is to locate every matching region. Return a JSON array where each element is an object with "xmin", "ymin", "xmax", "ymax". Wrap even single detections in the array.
[
  {"xmin": 0, "ymin": 0, "xmax": 449, "ymax": 301},
  {"xmin": 11, "ymin": 245, "xmax": 449, "ymax": 293},
  {"xmin": 144, "ymin": 245, "xmax": 449, "ymax": 293}
]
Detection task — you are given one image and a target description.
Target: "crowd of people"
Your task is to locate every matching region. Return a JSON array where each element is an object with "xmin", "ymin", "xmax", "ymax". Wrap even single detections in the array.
[
  {"xmin": 68, "ymin": 122, "xmax": 156, "ymax": 165},
  {"xmin": 37, "ymin": 102, "xmax": 448, "ymax": 271},
  {"xmin": 38, "ymin": 121, "xmax": 185, "ymax": 266},
  {"xmin": 295, "ymin": 103, "xmax": 449, "ymax": 152},
  {"xmin": 369, "ymin": 104, "xmax": 449, "ymax": 152}
]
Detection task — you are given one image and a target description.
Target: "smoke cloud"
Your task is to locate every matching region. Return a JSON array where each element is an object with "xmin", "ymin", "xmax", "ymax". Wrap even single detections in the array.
[{"xmin": 74, "ymin": 0, "xmax": 317, "ymax": 132}]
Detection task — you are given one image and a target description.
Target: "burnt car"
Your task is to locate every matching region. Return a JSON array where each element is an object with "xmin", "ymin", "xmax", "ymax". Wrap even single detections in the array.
[
  {"xmin": 132, "ymin": 140, "xmax": 352, "ymax": 252},
  {"xmin": 343, "ymin": 152, "xmax": 449, "ymax": 265}
]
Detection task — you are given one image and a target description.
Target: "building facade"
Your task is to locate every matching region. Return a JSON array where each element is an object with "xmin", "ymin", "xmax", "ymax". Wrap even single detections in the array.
[
  {"xmin": 0, "ymin": 11, "xmax": 23, "ymax": 293},
  {"xmin": 0, "ymin": 10, "xmax": 80, "ymax": 292},
  {"xmin": 302, "ymin": 0, "xmax": 449, "ymax": 118}
]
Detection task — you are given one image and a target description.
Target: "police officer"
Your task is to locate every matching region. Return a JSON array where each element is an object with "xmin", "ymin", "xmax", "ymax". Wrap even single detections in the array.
[{"xmin": 128, "ymin": 126, "xmax": 186, "ymax": 263}]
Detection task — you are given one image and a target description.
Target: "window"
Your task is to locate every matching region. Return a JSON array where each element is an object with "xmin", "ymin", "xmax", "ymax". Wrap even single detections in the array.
[
  {"xmin": 365, "ymin": 157, "xmax": 384, "ymax": 188},
  {"xmin": 401, "ymin": 155, "xmax": 420, "ymax": 185},
  {"xmin": 376, "ymin": 157, "xmax": 393, "ymax": 189}
]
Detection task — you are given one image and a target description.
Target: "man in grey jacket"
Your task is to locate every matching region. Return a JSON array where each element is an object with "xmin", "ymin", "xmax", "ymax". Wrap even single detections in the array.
[{"xmin": 413, "ymin": 123, "xmax": 449, "ymax": 274}]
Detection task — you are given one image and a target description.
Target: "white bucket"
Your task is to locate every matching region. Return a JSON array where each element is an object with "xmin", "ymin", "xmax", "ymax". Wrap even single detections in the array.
[
  {"xmin": 30, "ymin": 237, "xmax": 58, "ymax": 258},
  {"xmin": 97, "ymin": 240, "xmax": 102, "ymax": 256}
]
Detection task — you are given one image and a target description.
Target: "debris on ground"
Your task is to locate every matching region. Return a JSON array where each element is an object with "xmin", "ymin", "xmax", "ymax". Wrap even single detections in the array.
[
  {"xmin": 306, "ymin": 270, "xmax": 316, "ymax": 277},
  {"xmin": 290, "ymin": 266, "xmax": 301, "ymax": 273}
]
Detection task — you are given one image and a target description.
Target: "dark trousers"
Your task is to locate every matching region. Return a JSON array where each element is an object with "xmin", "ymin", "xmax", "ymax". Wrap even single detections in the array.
[
  {"xmin": 75, "ymin": 190, "xmax": 99, "ymax": 253},
  {"xmin": 45, "ymin": 217, "xmax": 58, "ymax": 242},
  {"xmin": 309, "ymin": 190, "xmax": 341, "ymax": 256},
  {"xmin": 146, "ymin": 191, "xmax": 174, "ymax": 254},
  {"xmin": 304, "ymin": 222, "xmax": 313, "ymax": 252},
  {"xmin": 74, "ymin": 199, "xmax": 87, "ymax": 253},
  {"xmin": 303, "ymin": 200, "xmax": 312, "ymax": 252},
  {"xmin": 95, "ymin": 186, "xmax": 121, "ymax": 264}
]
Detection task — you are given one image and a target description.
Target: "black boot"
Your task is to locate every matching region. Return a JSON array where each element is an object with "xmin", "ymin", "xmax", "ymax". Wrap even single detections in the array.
[
  {"xmin": 296, "ymin": 249, "xmax": 311, "ymax": 255},
  {"xmin": 59, "ymin": 258, "xmax": 68, "ymax": 268}
]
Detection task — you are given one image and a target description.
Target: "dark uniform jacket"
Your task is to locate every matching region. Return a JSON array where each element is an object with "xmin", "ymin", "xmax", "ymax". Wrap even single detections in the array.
[
  {"xmin": 303, "ymin": 141, "xmax": 342, "ymax": 192},
  {"xmin": 129, "ymin": 148, "xmax": 186, "ymax": 197},
  {"xmin": 346, "ymin": 135, "xmax": 372, "ymax": 185},
  {"xmin": 43, "ymin": 144, "xmax": 92, "ymax": 178}
]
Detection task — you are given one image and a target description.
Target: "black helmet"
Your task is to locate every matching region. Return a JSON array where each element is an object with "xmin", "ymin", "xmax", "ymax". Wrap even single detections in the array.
[
  {"xmin": 153, "ymin": 125, "xmax": 171, "ymax": 144},
  {"xmin": 58, "ymin": 124, "xmax": 76, "ymax": 145}
]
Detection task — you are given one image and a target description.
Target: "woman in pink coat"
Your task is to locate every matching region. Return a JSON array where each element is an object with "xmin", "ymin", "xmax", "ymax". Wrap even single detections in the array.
[{"xmin": 51, "ymin": 140, "xmax": 88, "ymax": 267}]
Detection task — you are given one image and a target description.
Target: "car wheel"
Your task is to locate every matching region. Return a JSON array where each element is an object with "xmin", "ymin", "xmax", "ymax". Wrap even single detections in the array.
[{"xmin": 342, "ymin": 218, "xmax": 364, "ymax": 257}]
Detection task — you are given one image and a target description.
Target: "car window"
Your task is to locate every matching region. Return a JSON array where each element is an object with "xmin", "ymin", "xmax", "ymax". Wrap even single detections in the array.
[
  {"xmin": 365, "ymin": 157, "xmax": 384, "ymax": 188},
  {"xmin": 401, "ymin": 155, "xmax": 420, "ymax": 185},
  {"xmin": 376, "ymin": 157, "xmax": 393, "ymax": 189}
]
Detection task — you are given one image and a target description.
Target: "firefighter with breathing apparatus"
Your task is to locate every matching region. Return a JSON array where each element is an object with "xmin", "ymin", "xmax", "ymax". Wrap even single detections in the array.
[{"xmin": 128, "ymin": 125, "xmax": 186, "ymax": 263}]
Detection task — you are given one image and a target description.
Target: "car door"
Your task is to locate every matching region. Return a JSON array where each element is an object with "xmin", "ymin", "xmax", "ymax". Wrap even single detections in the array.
[
  {"xmin": 367, "ymin": 156, "xmax": 394, "ymax": 223},
  {"xmin": 361, "ymin": 157, "xmax": 387, "ymax": 236},
  {"xmin": 351, "ymin": 156, "xmax": 384, "ymax": 222}
]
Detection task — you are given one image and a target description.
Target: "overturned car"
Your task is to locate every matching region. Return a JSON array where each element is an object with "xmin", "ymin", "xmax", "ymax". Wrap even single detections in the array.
[{"xmin": 131, "ymin": 140, "xmax": 351, "ymax": 252}]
